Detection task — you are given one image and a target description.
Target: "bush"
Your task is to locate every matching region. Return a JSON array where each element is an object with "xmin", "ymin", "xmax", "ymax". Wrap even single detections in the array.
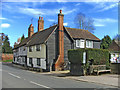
[
  {"xmin": 68, "ymin": 48, "xmax": 110, "ymax": 68},
  {"xmin": 68, "ymin": 49, "xmax": 85, "ymax": 64}
]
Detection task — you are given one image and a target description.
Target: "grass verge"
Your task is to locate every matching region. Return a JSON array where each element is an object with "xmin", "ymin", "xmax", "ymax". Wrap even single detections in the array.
[{"xmin": 2, "ymin": 59, "xmax": 13, "ymax": 62}]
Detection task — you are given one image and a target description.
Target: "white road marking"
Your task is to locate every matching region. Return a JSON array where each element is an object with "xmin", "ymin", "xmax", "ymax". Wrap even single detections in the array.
[
  {"xmin": 30, "ymin": 81, "xmax": 51, "ymax": 89},
  {"xmin": 8, "ymin": 73, "xmax": 21, "ymax": 79}
]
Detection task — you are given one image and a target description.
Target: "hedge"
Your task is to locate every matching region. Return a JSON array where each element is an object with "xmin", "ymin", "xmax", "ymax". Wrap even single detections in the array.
[
  {"xmin": 68, "ymin": 49, "xmax": 85, "ymax": 64},
  {"xmin": 68, "ymin": 48, "xmax": 110, "ymax": 68}
]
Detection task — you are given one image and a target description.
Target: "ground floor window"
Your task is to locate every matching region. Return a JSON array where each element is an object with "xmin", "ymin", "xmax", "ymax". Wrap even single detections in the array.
[
  {"xmin": 29, "ymin": 58, "xmax": 32, "ymax": 64},
  {"xmin": 37, "ymin": 58, "xmax": 41, "ymax": 66}
]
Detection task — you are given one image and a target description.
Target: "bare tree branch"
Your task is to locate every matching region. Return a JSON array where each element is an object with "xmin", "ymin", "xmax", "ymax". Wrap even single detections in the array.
[{"xmin": 74, "ymin": 12, "xmax": 95, "ymax": 33}]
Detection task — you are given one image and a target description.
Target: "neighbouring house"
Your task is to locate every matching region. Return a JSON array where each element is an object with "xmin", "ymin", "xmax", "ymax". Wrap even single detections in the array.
[
  {"xmin": 13, "ymin": 24, "xmax": 34, "ymax": 66},
  {"xmin": 13, "ymin": 10, "xmax": 101, "ymax": 71},
  {"xmin": 108, "ymin": 40, "xmax": 120, "ymax": 63}
]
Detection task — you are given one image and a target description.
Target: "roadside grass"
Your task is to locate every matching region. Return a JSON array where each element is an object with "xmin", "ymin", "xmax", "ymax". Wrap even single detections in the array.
[{"xmin": 2, "ymin": 59, "xmax": 13, "ymax": 62}]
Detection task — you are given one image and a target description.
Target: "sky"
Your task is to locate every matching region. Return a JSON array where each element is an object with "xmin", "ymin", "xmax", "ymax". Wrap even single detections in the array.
[{"xmin": 0, "ymin": 0, "xmax": 119, "ymax": 47}]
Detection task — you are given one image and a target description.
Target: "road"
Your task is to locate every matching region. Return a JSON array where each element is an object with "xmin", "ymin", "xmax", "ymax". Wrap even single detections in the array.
[{"xmin": 1, "ymin": 63, "xmax": 116, "ymax": 89}]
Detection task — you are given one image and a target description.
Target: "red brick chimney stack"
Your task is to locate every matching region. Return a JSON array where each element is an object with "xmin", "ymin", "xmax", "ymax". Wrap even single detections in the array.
[
  {"xmin": 28, "ymin": 24, "xmax": 34, "ymax": 37},
  {"xmin": 55, "ymin": 10, "xmax": 64, "ymax": 71},
  {"xmin": 38, "ymin": 16, "xmax": 44, "ymax": 32}
]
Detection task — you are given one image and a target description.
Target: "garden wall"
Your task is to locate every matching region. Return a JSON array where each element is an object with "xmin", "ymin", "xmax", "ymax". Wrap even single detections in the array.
[{"xmin": 2, "ymin": 54, "xmax": 13, "ymax": 61}]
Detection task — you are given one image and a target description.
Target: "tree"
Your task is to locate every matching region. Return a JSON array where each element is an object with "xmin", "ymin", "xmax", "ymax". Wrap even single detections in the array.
[
  {"xmin": 2, "ymin": 36, "xmax": 13, "ymax": 53},
  {"xmin": 21, "ymin": 34, "xmax": 25, "ymax": 42},
  {"xmin": 100, "ymin": 35, "xmax": 112, "ymax": 49},
  {"xmin": 74, "ymin": 12, "xmax": 95, "ymax": 33}
]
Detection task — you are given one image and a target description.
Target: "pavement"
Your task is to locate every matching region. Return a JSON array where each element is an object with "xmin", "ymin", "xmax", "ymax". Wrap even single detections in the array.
[
  {"xmin": 37, "ymin": 69, "xmax": 119, "ymax": 87},
  {"xmin": 3, "ymin": 63, "xmax": 119, "ymax": 88}
]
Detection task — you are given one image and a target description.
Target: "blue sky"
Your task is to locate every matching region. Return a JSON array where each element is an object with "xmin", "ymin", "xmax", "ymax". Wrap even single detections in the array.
[{"xmin": 1, "ymin": 1, "xmax": 118, "ymax": 47}]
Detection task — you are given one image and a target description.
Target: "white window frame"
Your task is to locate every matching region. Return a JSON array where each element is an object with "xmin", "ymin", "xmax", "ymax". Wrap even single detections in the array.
[
  {"xmin": 86, "ymin": 40, "xmax": 93, "ymax": 48},
  {"xmin": 80, "ymin": 39, "xmax": 85, "ymax": 48},
  {"xmin": 76, "ymin": 40, "xmax": 80, "ymax": 47}
]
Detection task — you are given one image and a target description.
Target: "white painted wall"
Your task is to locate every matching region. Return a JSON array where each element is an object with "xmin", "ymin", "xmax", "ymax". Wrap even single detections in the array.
[{"xmin": 27, "ymin": 58, "xmax": 46, "ymax": 69}]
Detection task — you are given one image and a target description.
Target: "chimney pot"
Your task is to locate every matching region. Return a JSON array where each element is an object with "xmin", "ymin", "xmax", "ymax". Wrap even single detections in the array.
[
  {"xmin": 38, "ymin": 17, "xmax": 44, "ymax": 32},
  {"xmin": 39, "ymin": 16, "xmax": 41, "ymax": 20},
  {"xmin": 60, "ymin": 10, "xmax": 62, "ymax": 13},
  {"xmin": 30, "ymin": 24, "xmax": 32, "ymax": 27}
]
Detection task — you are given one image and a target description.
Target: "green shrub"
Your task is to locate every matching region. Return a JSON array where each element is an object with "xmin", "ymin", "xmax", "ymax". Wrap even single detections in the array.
[
  {"xmin": 68, "ymin": 48, "xmax": 110, "ymax": 68},
  {"xmin": 68, "ymin": 49, "xmax": 85, "ymax": 64}
]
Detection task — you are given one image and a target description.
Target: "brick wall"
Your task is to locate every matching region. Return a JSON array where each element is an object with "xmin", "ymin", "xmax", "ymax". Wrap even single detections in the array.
[{"xmin": 2, "ymin": 54, "xmax": 13, "ymax": 60}]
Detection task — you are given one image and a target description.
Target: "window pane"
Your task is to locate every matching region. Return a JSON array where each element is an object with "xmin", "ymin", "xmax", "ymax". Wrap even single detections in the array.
[
  {"xmin": 80, "ymin": 40, "xmax": 84, "ymax": 48},
  {"xmin": 37, "ymin": 58, "xmax": 41, "ymax": 66},
  {"xmin": 29, "ymin": 46, "xmax": 32, "ymax": 52},
  {"xmin": 36, "ymin": 45, "xmax": 41, "ymax": 51},
  {"xmin": 29, "ymin": 58, "xmax": 32, "ymax": 64},
  {"xmin": 76, "ymin": 40, "xmax": 80, "ymax": 47},
  {"xmin": 86, "ymin": 40, "xmax": 89, "ymax": 48}
]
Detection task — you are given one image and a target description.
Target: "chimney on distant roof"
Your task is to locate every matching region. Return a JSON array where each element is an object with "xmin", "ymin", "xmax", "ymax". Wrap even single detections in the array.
[
  {"xmin": 55, "ymin": 10, "xmax": 64, "ymax": 71},
  {"xmin": 28, "ymin": 24, "xmax": 34, "ymax": 37},
  {"xmin": 38, "ymin": 16, "xmax": 44, "ymax": 32}
]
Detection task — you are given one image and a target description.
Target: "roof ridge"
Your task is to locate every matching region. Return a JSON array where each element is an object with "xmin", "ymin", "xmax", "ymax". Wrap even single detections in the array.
[
  {"xmin": 38, "ymin": 24, "xmax": 58, "ymax": 33},
  {"xmin": 65, "ymin": 27, "xmax": 88, "ymax": 31}
]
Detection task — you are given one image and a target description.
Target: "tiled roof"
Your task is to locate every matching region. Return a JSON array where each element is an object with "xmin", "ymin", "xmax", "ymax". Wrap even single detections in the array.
[
  {"xmin": 13, "ymin": 37, "xmax": 29, "ymax": 49},
  {"xmin": 26, "ymin": 25, "xmax": 57, "ymax": 46},
  {"xmin": 65, "ymin": 27, "xmax": 100, "ymax": 41},
  {"xmin": 108, "ymin": 40, "xmax": 120, "ymax": 51},
  {"xmin": 13, "ymin": 25, "xmax": 100, "ymax": 49}
]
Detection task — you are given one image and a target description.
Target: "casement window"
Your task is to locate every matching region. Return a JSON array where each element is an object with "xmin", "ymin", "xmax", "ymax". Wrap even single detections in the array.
[
  {"xmin": 80, "ymin": 40, "xmax": 85, "ymax": 48},
  {"xmin": 29, "ymin": 58, "xmax": 32, "ymax": 64},
  {"xmin": 29, "ymin": 46, "xmax": 32, "ymax": 52},
  {"xmin": 37, "ymin": 58, "xmax": 41, "ymax": 66},
  {"xmin": 76, "ymin": 39, "xmax": 85, "ymax": 48},
  {"xmin": 76, "ymin": 40, "xmax": 80, "ymax": 47},
  {"xmin": 36, "ymin": 45, "xmax": 41, "ymax": 51},
  {"xmin": 86, "ymin": 40, "xmax": 93, "ymax": 48}
]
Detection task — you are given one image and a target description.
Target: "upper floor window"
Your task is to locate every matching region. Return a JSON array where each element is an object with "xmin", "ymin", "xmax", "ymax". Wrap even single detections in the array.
[
  {"xmin": 37, "ymin": 58, "xmax": 41, "ymax": 66},
  {"xmin": 29, "ymin": 46, "xmax": 32, "ymax": 52},
  {"xmin": 23, "ymin": 47, "xmax": 25, "ymax": 51},
  {"xmin": 80, "ymin": 40, "xmax": 85, "ymax": 48},
  {"xmin": 86, "ymin": 40, "xmax": 93, "ymax": 48},
  {"xmin": 76, "ymin": 40, "xmax": 80, "ymax": 47},
  {"xmin": 36, "ymin": 45, "xmax": 41, "ymax": 51},
  {"xmin": 76, "ymin": 39, "xmax": 85, "ymax": 48}
]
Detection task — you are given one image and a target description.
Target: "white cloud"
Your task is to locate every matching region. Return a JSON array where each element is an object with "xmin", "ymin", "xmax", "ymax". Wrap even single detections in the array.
[
  {"xmin": 94, "ymin": 23, "xmax": 105, "ymax": 27},
  {"xmin": 63, "ymin": 23, "xmax": 68, "ymax": 26},
  {"xmin": 63, "ymin": 9, "xmax": 77, "ymax": 14},
  {"xmin": 2, "ymin": 3, "xmax": 76, "ymax": 17},
  {"xmin": 1, "ymin": 23, "xmax": 10, "ymax": 28},
  {"xmin": 75, "ymin": 3, "xmax": 81, "ymax": 6},
  {"xmin": 94, "ymin": 18, "xmax": 117, "ymax": 23},
  {"xmin": 48, "ymin": 19, "xmax": 55, "ymax": 22},
  {"xmin": 98, "ymin": 3, "xmax": 118, "ymax": 12},
  {"xmin": 93, "ymin": 18, "xmax": 117, "ymax": 27},
  {"xmin": 2, "ymin": 0, "xmax": 119, "ymax": 2},
  {"xmin": 0, "ymin": 17, "xmax": 7, "ymax": 20}
]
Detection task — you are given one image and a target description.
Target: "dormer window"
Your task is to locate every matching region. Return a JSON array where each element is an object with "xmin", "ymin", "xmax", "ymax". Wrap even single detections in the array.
[{"xmin": 36, "ymin": 45, "xmax": 41, "ymax": 51}]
